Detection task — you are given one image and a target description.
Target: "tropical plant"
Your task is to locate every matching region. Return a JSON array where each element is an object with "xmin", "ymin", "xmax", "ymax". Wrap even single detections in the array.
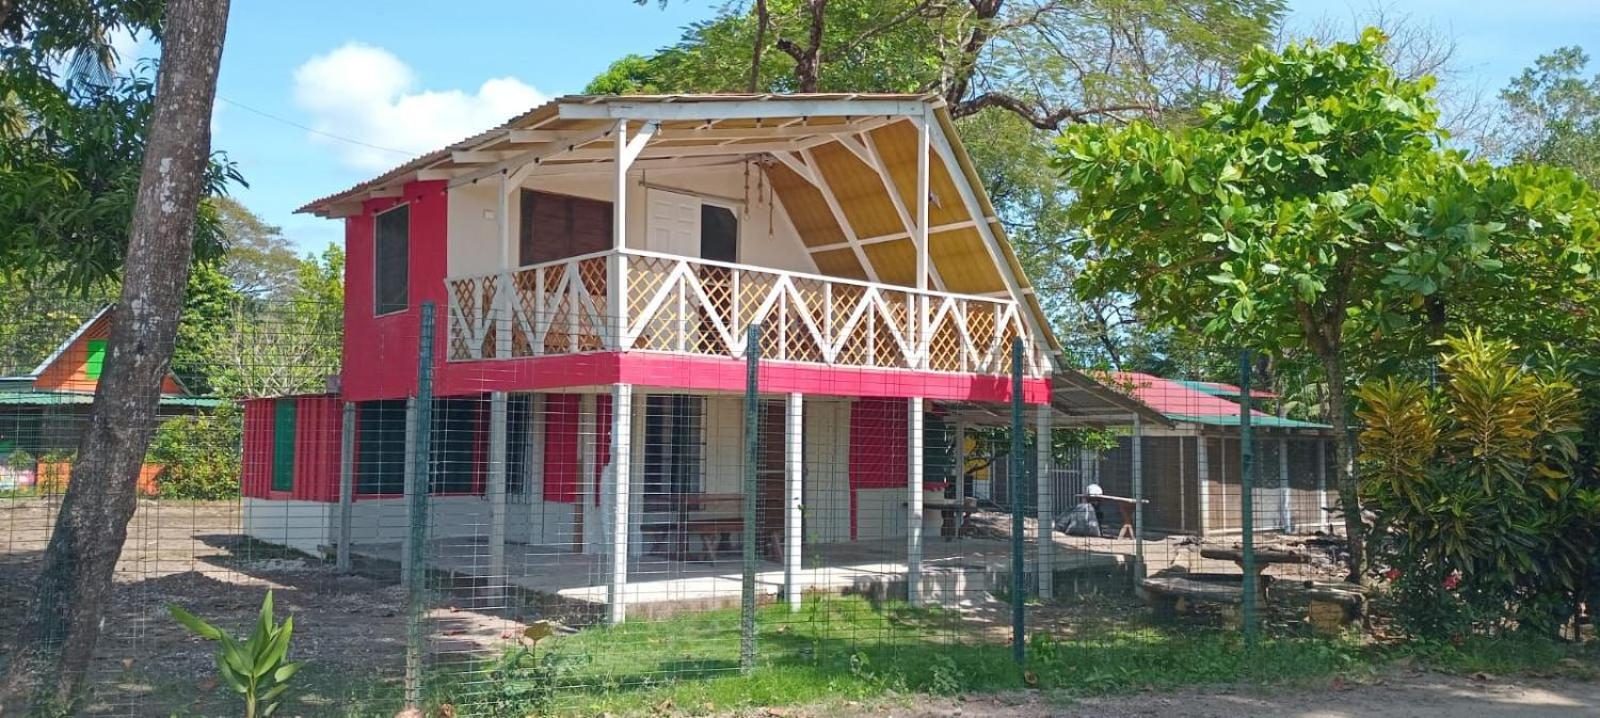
[
  {"xmin": 1356, "ymin": 331, "xmax": 1598, "ymax": 639},
  {"xmin": 1053, "ymin": 28, "xmax": 1600, "ymax": 580},
  {"xmin": 147, "ymin": 402, "xmax": 242, "ymax": 500},
  {"xmin": 168, "ymin": 591, "xmax": 302, "ymax": 718}
]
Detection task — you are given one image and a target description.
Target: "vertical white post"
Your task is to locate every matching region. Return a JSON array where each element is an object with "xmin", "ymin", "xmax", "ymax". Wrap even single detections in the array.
[
  {"xmin": 785, "ymin": 392, "xmax": 804, "ymax": 612},
  {"xmin": 337, "ymin": 402, "xmax": 355, "ymax": 573},
  {"xmin": 578, "ymin": 394, "xmax": 598, "ymax": 555},
  {"xmin": 1316, "ymin": 438, "xmax": 1329, "ymax": 532},
  {"xmin": 1278, "ymin": 436, "xmax": 1292, "ymax": 532},
  {"xmin": 401, "ymin": 398, "xmax": 417, "ymax": 579},
  {"xmin": 1035, "ymin": 403, "xmax": 1054, "ymax": 599},
  {"xmin": 608, "ymin": 120, "xmax": 630, "ymax": 351},
  {"xmin": 907, "ymin": 397, "xmax": 925, "ymax": 605},
  {"xmin": 487, "ymin": 391, "xmax": 508, "ymax": 606},
  {"xmin": 607, "ymin": 383, "xmax": 634, "ymax": 625},
  {"xmin": 1196, "ymin": 433, "xmax": 1211, "ymax": 538},
  {"xmin": 495, "ymin": 173, "xmax": 513, "ymax": 358},
  {"xmin": 527, "ymin": 394, "xmax": 546, "ymax": 544}
]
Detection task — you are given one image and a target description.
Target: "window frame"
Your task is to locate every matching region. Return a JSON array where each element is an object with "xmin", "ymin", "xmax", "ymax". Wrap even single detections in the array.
[
  {"xmin": 697, "ymin": 197, "xmax": 741, "ymax": 264},
  {"xmin": 372, "ymin": 203, "xmax": 411, "ymax": 317}
]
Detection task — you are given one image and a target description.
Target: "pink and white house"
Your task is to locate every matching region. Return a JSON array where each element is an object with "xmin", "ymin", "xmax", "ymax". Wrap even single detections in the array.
[{"xmin": 242, "ymin": 93, "xmax": 1069, "ymax": 621}]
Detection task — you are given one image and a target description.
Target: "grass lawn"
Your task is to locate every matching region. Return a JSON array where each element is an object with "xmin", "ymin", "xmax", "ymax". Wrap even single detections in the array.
[{"xmin": 421, "ymin": 594, "xmax": 1489, "ymax": 717}]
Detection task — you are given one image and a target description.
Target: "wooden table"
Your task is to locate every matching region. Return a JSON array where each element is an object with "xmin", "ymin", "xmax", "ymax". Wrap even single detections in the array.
[
  {"xmin": 1199, "ymin": 546, "xmax": 1310, "ymax": 576},
  {"xmin": 1078, "ymin": 493, "xmax": 1147, "ymax": 539},
  {"xmin": 926, "ymin": 496, "xmax": 978, "ymax": 539}
]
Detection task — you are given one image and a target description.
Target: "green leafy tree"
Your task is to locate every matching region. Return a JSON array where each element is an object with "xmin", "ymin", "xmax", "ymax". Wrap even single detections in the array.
[
  {"xmin": 1497, "ymin": 46, "xmax": 1600, "ymax": 188},
  {"xmin": 214, "ymin": 196, "xmax": 302, "ymax": 298},
  {"xmin": 1053, "ymin": 29, "xmax": 1600, "ymax": 579},
  {"xmin": 194, "ymin": 245, "xmax": 344, "ymax": 398}
]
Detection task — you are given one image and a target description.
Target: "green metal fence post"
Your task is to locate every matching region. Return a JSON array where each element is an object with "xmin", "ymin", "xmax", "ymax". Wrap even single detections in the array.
[
  {"xmin": 1238, "ymin": 349, "xmax": 1257, "ymax": 647},
  {"xmin": 405, "ymin": 301, "xmax": 436, "ymax": 711},
  {"xmin": 741, "ymin": 323, "xmax": 761, "ymax": 674},
  {"xmin": 1010, "ymin": 338, "xmax": 1026, "ymax": 665}
]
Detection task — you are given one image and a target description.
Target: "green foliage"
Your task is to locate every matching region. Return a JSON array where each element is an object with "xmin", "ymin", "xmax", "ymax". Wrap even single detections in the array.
[
  {"xmin": 1357, "ymin": 331, "xmax": 1599, "ymax": 639},
  {"xmin": 1498, "ymin": 46, "xmax": 1600, "ymax": 188},
  {"xmin": 146, "ymin": 402, "xmax": 242, "ymax": 500},
  {"xmin": 168, "ymin": 591, "xmax": 302, "ymax": 718}
]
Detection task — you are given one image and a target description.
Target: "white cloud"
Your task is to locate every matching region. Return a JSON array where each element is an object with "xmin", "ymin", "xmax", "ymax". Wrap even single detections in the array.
[{"xmin": 291, "ymin": 43, "xmax": 547, "ymax": 171}]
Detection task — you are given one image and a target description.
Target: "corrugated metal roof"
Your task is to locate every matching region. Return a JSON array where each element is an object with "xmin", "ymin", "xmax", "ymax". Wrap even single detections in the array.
[
  {"xmin": 1099, "ymin": 371, "xmax": 1328, "ymax": 431},
  {"xmin": 1172, "ymin": 379, "xmax": 1277, "ymax": 400},
  {"xmin": 0, "ymin": 390, "xmax": 224, "ymax": 408}
]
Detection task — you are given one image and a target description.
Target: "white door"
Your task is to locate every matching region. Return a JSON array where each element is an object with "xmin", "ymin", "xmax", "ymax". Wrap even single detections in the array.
[{"xmin": 646, "ymin": 189, "xmax": 700, "ymax": 257}]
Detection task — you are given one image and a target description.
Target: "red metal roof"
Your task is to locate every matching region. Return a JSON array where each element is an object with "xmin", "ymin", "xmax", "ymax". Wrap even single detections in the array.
[{"xmin": 1102, "ymin": 371, "xmax": 1272, "ymax": 418}]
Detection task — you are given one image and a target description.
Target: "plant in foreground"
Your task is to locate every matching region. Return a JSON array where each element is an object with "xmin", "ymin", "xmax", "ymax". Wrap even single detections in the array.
[{"xmin": 169, "ymin": 590, "xmax": 301, "ymax": 718}]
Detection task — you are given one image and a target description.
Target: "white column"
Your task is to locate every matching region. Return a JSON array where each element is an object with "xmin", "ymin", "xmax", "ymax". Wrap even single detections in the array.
[
  {"xmin": 487, "ymin": 391, "xmax": 509, "ymax": 606},
  {"xmin": 1279, "ymin": 436, "xmax": 1292, "ymax": 532},
  {"xmin": 337, "ymin": 401, "xmax": 355, "ymax": 573},
  {"xmin": 1196, "ymin": 433, "xmax": 1210, "ymax": 538},
  {"xmin": 495, "ymin": 173, "xmax": 513, "ymax": 358},
  {"xmin": 608, "ymin": 119, "xmax": 629, "ymax": 351},
  {"xmin": 1035, "ymin": 404, "xmax": 1054, "ymax": 599},
  {"xmin": 907, "ymin": 397, "xmax": 925, "ymax": 605},
  {"xmin": 784, "ymin": 392, "xmax": 804, "ymax": 612},
  {"xmin": 1316, "ymin": 438, "xmax": 1330, "ymax": 532},
  {"xmin": 526, "ymin": 394, "xmax": 546, "ymax": 544},
  {"xmin": 606, "ymin": 383, "xmax": 634, "ymax": 625},
  {"xmin": 578, "ymin": 394, "xmax": 598, "ymax": 555}
]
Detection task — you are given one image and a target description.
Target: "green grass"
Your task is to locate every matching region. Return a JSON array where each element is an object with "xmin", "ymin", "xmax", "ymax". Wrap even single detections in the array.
[{"xmin": 428, "ymin": 596, "xmax": 1380, "ymax": 716}]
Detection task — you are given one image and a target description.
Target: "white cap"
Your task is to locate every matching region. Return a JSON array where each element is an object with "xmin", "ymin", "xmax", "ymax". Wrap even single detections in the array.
[{"xmin": 1085, "ymin": 483, "xmax": 1103, "ymax": 496}]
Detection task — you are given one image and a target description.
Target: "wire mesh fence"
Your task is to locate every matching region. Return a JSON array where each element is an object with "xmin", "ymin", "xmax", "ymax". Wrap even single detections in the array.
[{"xmin": 0, "ymin": 295, "xmax": 1360, "ymax": 717}]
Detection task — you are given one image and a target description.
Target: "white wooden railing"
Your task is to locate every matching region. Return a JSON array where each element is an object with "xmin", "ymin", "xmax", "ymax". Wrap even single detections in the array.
[{"xmin": 445, "ymin": 249, "xmax": 1043, "ymax": 378}]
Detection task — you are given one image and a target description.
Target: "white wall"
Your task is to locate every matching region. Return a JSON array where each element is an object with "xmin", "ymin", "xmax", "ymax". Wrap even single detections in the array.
[
  {"xmin": 446, "ymin": 162, "xmax": 817, "ymax": 278},
  {"xmin": 243, "ymin": 498, "xmax": 332, "ymax": 555}
]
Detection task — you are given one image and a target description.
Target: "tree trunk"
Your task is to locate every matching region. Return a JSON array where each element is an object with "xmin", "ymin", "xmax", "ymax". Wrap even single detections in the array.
[
  {"xmin": 0, "ymin": 0, "xmax": 230, "ymax": 710},
  {"xmin": 1319, "ymin": 349, "xmax": 1367, "ymax": 584},
  {"xmin": 747, "ymin": 0, "xmax": 769, "ymax": 92}
]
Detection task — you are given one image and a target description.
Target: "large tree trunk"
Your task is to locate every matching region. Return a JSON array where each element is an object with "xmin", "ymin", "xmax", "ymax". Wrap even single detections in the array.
[
  {"xmin": 0, "ymin": 0, "xmax": 230, "ymax": 710},
  {"xmin": 1319, "ymin": 348, "xmax": 1367, "ymax": 584}
]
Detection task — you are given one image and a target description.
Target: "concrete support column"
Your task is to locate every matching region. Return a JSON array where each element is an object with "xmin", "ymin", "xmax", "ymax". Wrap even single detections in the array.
[
  {"xmin": 487, "ymin": 391, "xmax": 509, "ymax": 607},
  {"xmin": 1196, "ymin": 434, "xmax": 1211, "ymax": 538},
  {"xmin": 606, "ymin": 384, "xmax": 634, "ymax": 625},
  {"xmin": 784, "ymin": 392, "xmax": 804, "ymax": 612},
  {"xmin": 1316, "ymin": 438, "xmax": 1330, "ymax": 532},
  {"xmin": 1035, "ymin": 404, "xmax": 1054, "ymax": 599},
  {"xmin": 907, "ymin": 397, "xmax": 925, "ymax": 605},
  {"xmin": 1278, "ymin": 437, "xmax": 1292, "ymax": 532}
]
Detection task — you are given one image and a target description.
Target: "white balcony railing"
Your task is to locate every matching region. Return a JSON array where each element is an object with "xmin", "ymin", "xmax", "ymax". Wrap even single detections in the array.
[{"xmin": 445, "ymin": 249, "xmax": 1043, "ymax": 378}]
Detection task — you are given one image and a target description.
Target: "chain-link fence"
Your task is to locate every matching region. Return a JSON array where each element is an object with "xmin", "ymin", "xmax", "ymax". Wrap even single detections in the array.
[{"xmin": 0, "ymin": 295, "xmax": 1361, "ymax": 717}]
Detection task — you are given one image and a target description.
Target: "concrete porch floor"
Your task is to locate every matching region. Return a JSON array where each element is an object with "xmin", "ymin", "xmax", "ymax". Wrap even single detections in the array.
[{"xmin": 350, "ymin": 535, "xmax": 1132, "ymax": 619}]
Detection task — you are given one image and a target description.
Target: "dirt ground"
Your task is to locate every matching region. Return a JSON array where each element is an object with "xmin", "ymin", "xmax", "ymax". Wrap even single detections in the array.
[
  {"xmin": 0, "ymin": 499, "xmax": 520, "ymax": 715},
  {"xmin": 816, "ymin": 672, "xmax": 1600, "ymax": 717}
]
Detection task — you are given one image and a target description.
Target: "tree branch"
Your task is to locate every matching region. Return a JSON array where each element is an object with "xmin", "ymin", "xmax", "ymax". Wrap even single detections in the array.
[{"xmin": 951, "ymin": 91, "xmax": 1154, "ymax": 129}]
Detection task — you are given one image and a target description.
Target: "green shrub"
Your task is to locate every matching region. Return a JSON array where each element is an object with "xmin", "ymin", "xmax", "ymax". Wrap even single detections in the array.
[
  {"xmin": 148, "ymin": 402, "xmax": 242, "ymax": 500},
  {"xmin": 1357, "ymin": 331, "xmax": 1600, "ymax": 639}
]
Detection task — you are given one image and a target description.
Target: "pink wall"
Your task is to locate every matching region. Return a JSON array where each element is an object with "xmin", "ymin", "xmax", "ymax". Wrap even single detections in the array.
[{"xmin": 341, "ymin": 180, "xmax": 449, "ymax": 402}]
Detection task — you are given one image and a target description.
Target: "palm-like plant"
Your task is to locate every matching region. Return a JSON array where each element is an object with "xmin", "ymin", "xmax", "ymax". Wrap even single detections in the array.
[{"xmin": 169, "ymin": 591, "xmax": 302, "ymax": 718}]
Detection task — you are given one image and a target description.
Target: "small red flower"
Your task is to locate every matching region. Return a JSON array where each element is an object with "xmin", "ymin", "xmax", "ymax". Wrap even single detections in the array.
[
  {"xmin": 1442, "ymin": 572, "xmax": 1461, "ymax": 590},
  {"xmin": 1384, "ymin": 568, "xmax": 1401, "ymax": 581}
]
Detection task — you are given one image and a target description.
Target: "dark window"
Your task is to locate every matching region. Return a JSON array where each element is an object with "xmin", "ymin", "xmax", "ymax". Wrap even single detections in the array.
[
  {"xmin": 271, "ymin": 399, "xmax": 297, "ymax": 492},
  {"xmin": 507, "ymin": 394, "xmax": 532, "ymax": 496},
  {"xmin": 356, "ymin": 400, "xmax": 408, "ymax": 495},
  {"xmin": 519, "ymin": 189, "xmax": 614, "ymax": 265},
  {"xmin": 430, "ymin": 397, "xmax": 482, "ymax": 494},
  {"xmin": 700, "ymin": 204, "xmax": 738, "ymax": 262},
  {"xmin": 642, "ymin": 395, "xmax": 703, "ymax": 511},
  {"xmin": 374, "ymin": 205, "xmax": 410, "ymax": 314}
]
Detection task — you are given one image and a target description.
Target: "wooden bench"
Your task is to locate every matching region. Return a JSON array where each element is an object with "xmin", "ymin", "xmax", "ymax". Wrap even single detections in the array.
[{"xmin": 643, "ymin": 494, "xmax": 782, "ymax": 563}]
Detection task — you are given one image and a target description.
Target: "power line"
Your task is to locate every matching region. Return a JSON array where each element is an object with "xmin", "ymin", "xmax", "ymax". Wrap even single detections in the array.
[{"xmin": 217, "ymin": 95, "xmax": 420, "ymax": 158}]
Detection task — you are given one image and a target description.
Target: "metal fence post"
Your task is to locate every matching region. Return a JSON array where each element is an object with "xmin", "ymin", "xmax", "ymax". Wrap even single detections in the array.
[
  {"xmin": 405, "ymin": 302, "xmax": 436, "ymax": 711},
  {"xmin": 1238, "ymin": 349, "xmax": 1257, "ymax": 647},
  {"xmin": 741, "ymin": 323, "xmax": 761, "ymax": 673},
  {"xmin": 337, "ymin": 401, "xmax": 355, "ymax": 573},
  {"xmin": 1009, "ymin": 338, "xmax": 1026, "ymax": 665}
]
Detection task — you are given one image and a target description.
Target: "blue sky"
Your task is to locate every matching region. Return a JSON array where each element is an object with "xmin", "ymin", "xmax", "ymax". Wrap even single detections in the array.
[{"xmin": 201, "ymin": 1, "xmax": 1600, "ymax": 254}]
